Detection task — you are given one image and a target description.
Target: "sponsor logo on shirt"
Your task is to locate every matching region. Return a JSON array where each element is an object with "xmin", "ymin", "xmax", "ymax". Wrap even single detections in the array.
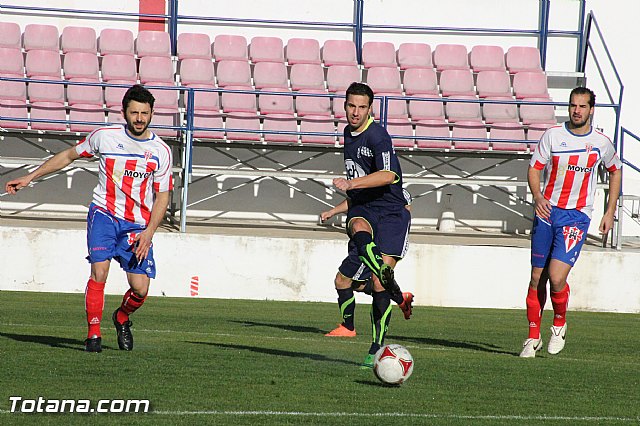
[
  {"xmin": 345, "ymin": 159, "xmax": 366, "ymax": 180},
  {"xmin": 382, "ymin": 151, "xmax": 391, "ymax": 171},
  {"xmin": 116, "ymin": 143, "xmax": 125, "ymax": 150},
  {"xmin": 124, "ymin": 170, "xmax": 153, "ymax": 179},
  {"xmin": 357, "ymin": 146, "xmax": 373, "ymax": 158},
  {"xmin": 566, "ymin": 164, "xmax": 593, "ymax": 173}
]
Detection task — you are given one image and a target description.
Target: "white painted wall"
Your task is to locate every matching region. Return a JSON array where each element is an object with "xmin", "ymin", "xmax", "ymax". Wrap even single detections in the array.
[{"xmin": 2, "ymin": 226, "xmax": 639, "ymax": 313}]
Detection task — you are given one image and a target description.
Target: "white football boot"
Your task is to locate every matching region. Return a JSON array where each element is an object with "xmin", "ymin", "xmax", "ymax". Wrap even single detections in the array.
[
  {"xmin": 519, "ymin": 337, "xmax": 543, "ymax": 358},
  {"xmin": 547, "ymin": 323, "xmax": 567, "ymax": 355}
]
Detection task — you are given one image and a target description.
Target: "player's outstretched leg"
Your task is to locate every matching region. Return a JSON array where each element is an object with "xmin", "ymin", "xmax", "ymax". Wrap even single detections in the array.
[
  {"xmin": 361, "ymin": 290, "xmax": 392, "ymax": 369},
  {"xmin": 520, "ymin": 285, "xmax": 546, "ymax": 358}
]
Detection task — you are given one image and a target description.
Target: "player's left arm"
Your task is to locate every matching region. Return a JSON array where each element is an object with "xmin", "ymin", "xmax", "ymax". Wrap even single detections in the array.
[
  {"xmin": 599, "ymin": 168, "xmax": 621, "ymax": 235},
  {"xmin": 134, "ymin": 190, "xmax": 170, "ymax": 261}
]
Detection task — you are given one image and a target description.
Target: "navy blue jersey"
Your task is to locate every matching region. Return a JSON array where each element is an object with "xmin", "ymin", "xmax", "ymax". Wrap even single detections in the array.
[{"xmin": 342, "ymin": 118, "xmax": 408, "ymax": 209}]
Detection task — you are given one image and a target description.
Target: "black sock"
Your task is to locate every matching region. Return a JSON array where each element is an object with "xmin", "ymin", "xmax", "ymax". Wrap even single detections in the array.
[
  {"xmin": 352, "ymin": 278, "xmax": 373, "ymax": 296},
  {"xmin": 389, "ymin": 290, "xmax": 404, "ymax": 305},
  {"xmin": 336, "ymin": 288, "xmax": 355, "ymax": 331},
  {"xmin": 352, "ymin": 231, "xmax": 384, "ymax": 279},
  {"xmin": 369, "ymin": 290, "xmax": 392, "ymax": 354}
]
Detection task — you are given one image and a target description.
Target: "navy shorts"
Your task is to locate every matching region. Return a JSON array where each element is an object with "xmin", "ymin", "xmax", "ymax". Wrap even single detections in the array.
[
  {"xmin": 530, "ymin": 206, "xmax": 590, "ymax": 268},
  {"xmin": 338, "ymin": 203, "xmax": 410, "ymax": 281},
  {"xmin": 86, "ymin": 203, "xmax": 156, "ymax": 278}
]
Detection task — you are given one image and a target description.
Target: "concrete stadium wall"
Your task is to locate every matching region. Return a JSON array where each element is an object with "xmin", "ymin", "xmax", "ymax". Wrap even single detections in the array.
[{"xmin": 1, "ymin": 226, "xmax": 639, "ymax": 313}]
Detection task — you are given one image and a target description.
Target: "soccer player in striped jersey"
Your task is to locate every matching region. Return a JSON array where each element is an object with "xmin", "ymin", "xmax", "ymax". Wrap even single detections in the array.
[
  {"xmin": 5, "ymin": 85, "xmax": 173, "ymax": 353},
  {"xmin": 520, "ymin": 87, "xmax": 621, "ymax": 357},
  {"xmin": 320, "ymin": 82, "xmax": 414, "ymax": 369}
]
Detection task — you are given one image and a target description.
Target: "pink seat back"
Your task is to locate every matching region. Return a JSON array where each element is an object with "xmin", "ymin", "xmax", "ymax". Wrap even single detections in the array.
[
  {"xmin": 362, "ymin": 41, "xmax": 396, "ymax": 68},
  {"xmin": 139, "ymin": 56, "xmax": 174, "ymax": 84},
  {"xmin": 61, "ymin": 26, "xmax": 97, "ymax": 54},
  {"xmin": 403, "ymin": 67, "xmax": 438, "ymax": 96},
  {"xmin": 250, "ymin": 36, "xmax": 284, "ymax": 63},
  {"xmin": 439, "ymin": 69, "xmax": 475, "ymax": 97},
  {"xmin": 0, "ymin": 22, "xmax": 21, "ymax": 49},
  {"xmin": 99, "ymin": 29, "xmax": 134, "ymax": 56},
  {"xmin": 24, "ymin": 24, "xmax": 59, "ymax": 51},
  {"xmin": 433, "ymin": 44, "xmax": 469, "ymax": 71},
  {"xmin": 101, "ymin": 55, "xmax": 137, "ymax": 81},
  {"xmin": 470, "ymin": 45, "xmax": 505, "ymax": 72},
  {"xmin": 506, "ymin": 46, "xmax": 542, "ymax": 73},
  {"xmin": 397, "ymin": 43, "xmax": 432, "ymax": 70},
  {"xmin": 366, "ymin": 66, "xmax": 402, "ymax": 94},
  {"xmin": 216, "ymin": 60, "xmax": 251, "ymax": 87},
  {"xmin": 322, "ymin": 40, "xmax": 357, "ymax": 66},
  {"xmin": 136, "ymin": 30, "xmax": 171, "ymax": 57},
  {"xmin": 286, "ymin": 38, "xmax": 321, "ymax": 65},
  {"xmin": 180, "ymin": 58, "xmax": 215, "ymax": 86},
  {"xmin": 177, "ymin": 33, "xmax": 212, "ymax": 60},
  {"xmin": 0, "ymin": 47, "xmax": 24, "ymax": 75},
  {"xmin": 213, "ymin": 35, "xmax": 248, "ymax": 61},
  {"xmin": 290, "ymin": 63, "xmax": 325, "ymax": 91},
  {"xmin": 253, "ymin": 61, "xmax": 288, "ymax": 89}
]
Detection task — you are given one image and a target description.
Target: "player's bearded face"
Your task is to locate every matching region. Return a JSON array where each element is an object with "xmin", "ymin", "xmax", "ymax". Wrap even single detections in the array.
[
  {"xmin": 345, "ymin": 94, "xmax": 372, "ymax": 132},
  {"xmin": 568, "ymin": 93, "xmax": 593, "ymax": 129},
  {"xmin": 123, "ymin": 100, "xmax": 153, "ymax": 137}
]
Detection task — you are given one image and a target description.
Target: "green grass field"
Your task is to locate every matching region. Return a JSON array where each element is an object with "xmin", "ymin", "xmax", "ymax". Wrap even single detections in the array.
[{"xmin": 0, "ymin": 290, "xmax": 638, "ymax": 425}]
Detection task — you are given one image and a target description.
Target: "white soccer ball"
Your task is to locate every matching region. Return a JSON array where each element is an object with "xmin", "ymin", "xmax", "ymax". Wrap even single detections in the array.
[{"xmin": 373, "ymin": 344, "xmax": 414, "ymax": 385}]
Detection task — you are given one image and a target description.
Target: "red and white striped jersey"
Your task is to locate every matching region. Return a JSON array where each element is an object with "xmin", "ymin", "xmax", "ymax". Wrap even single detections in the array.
[
  {"xmin": 530, "ymin": 123, "xmax": 621, "ymax": 218},
  {"xmin": 75, "ymin": 125, "xmax": 174, "ymax": 226}
]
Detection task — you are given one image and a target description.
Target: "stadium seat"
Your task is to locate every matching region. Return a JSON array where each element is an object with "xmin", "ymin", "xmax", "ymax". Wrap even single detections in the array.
[
  {"xmin": 527, "ymin": 122, "xmax": 555, "ymax": 142},
  {"xmin": 253, "ymin": 61, "xmax": 289, "ymax": 89},
  {"xmin": 322, "ymin": 39, "xmax": 357, "ymax": 66},
  {"xmin": 415, "ymin": 119, "xmax": 451, "ymax": 149},
  {"xmin": 476, "ymin": 70, "xmax": 512, "ymax": 98},
  {"xmin": 295, "ymin": 89, "xmax": 331, "ymax": 117},
  {"xmin": 23, "ymin": 24, "xmax": 59, "ymax": 51},
  {"xmin": 326, "ymin": 65, "xmax": 360, "ymax": 93},
  {"xmin": 30, "ymin": 101, "xmax": 67, "ymax": 131},
  {"xmin": 101, "ymin": 55, "xmax": 137, "ymax": 107},
  {"xmin": 482, "ymin": 96, "xmax": 519, "ymax": 123},
  {"xmin": 193, "ymin": 112, "xmax": 224, "ymax": 140},
  {"xmin": 397, "ymin": 43, "xmax": 432, "ymax": 70},
  {"xmin": 506, "ymin": 46, "xmax": 542, "ymax": 73},
  {"xmin": 147, "ymin": 82, "xmax": 179, "ymax": 109},
  {"xmin": 285, "ymin": 38, "xmax": 321, "ymax": 65},
  {"xmin": 249, "ymin": 36, "xmax": 284, "ymax": 63},
  {"xmin": 225, "ymin": 112, "xmax": 261, "ymax": 141},
  {"xmin": 185, "ymin": 85, "xmax": 220, "ymax": 112},
  {"xmin": 258, "ymin": 87, "xmax": 294, "ymax": 115},
  {"xmin": 469, "ymin": 45, "xmax": 506, "ymax": 72},
  {"xmin": 439, "ymin": 69, "xmax": 475, "ymax": 97},
  {"xmin": 0, "ymin": 99, "xmax": 29, "ymax": 129},
  {"xmin": 433, "ymin": 44, "xmax": 469, "ymax": 71},
  {"xmin": 490, "ymin": 122, "xmax": 527, "ymax": 151},
  {"xmin": 409, "ymin": 96, "xmax": 445, "ymax": 121},
  {"xmin": 101, "ymin": 54, "xmax": 137, "ymax": 82},
  {"xmin": 25, "ymin": 49, "xmax": 61, "ymax": 78},
  {"xmin": 99, "ymin": 29, "xmax": 134, "ymax": 56},
  {"xmin": 179, "ymin": 58, "xmax": 215, "ymax": 86},
  {"xmin": 366, "ymin": 66, "xmax": 402, "ymax": 94},
  {"xmin": 0, "ymin": 47, "xmax": 24, "ymax": 76},
  {"xmin": 445, "ymin": 95, "xmax": 482, "ymax": 122},
  {"xmin": 69, "ymin": 104, "xmax": 105, "ymax": 133},
  {"xmin": 221, "ymin": 85, "xmax": 257, "ymax": 113},
  {"xmin": 149, "ymin": 108, "xmax": 180, "ymax": 138},
  {"xmin": 64, "ymin": 52, "xmax": 99, "ymax": 80},
  {"xmin": 372, "ymin": 93, "xmax": 408, "ymax": 120},
  {"xmin": 263, "ymin": 114, "xmax": 299, "ymax": 143},
  {"xmin": 386, "ymin": 119, "xmax": 414, "ymax": 148},
  {"xmin": 512, "ymin": 71, "xmax": 548, "ymax": 99},
  {"xmin": 139, "ymin": 56, "xmax": 174, "ymax": 84},
  {"xmin": 290, "ymin": 63, "xmax": 325, "ymax": 91},
  {"xmin": 452, "ymin": 120, "xmax": 488, "ymax": 150},
  {"xmin": 362, "ymin": 41, "xmax": 397, "ymax": 68},
  {"xmin": 0, "ymin": 22, "xmax": 21, "ymax": 49},
  {"xmin": 520, "ymin": 97, "xmax": 557, "ymax": 124},
  {"xmin": 107, "ymin": 109, "xmax": 126, "ymax": 125},
  {"xmin": 177, "ymin": 33, "xmax": 212, "ymax": 60},
  {"xmin": 213, "ymin": 34, "xmax": 248, "ymax": 61},
  {"xmin": 61, "ymin": 26, "xmax": 97, "ymax": 54},
  {"xmin": 403, "ymin": 67, "xmax": 438, "ymax": 96},
  {"xmin": 136, "ymin": 30, "xmax": 171, "ymax": 57},
  {"xmin": 332, "ymin": 92, "xmax": 348, "ymax": 119},
  {"xmin": 215, "ymin": 60, "xmax": 252, "ymax": 87},
  {"xmin": 0, "ymin": 77, "xmax": 28, "ymax": 129},
  {"xmin": 300, "ymin": 116, "xmax": 335, "ymax": 144}
]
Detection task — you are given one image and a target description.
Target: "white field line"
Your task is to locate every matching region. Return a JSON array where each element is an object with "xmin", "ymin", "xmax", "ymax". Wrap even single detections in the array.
[{"xmin": 0, "ymin": 408, "xmax": 638, "ymax": 422}]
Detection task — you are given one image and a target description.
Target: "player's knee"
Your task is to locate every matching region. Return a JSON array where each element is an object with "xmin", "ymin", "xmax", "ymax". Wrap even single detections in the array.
[
  {"xmin": 349, "ymin": 218, "xmax": 371, "ymax": 234},
  {"xmin": 334, "ymin": 272, "xmax": 351, "ymax": 289}
]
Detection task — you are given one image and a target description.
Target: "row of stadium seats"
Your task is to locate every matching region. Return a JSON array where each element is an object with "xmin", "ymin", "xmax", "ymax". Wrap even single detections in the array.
[{"xmin": 0, "ymin": 22, "xmax": 543, "ymax": 73}]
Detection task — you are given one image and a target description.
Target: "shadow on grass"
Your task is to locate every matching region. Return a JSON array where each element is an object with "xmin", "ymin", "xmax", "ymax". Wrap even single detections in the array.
[
  {"xmin": 229, "ymin": 320, "xmax": 517, "ymax": 356},
  {"xmin": 229, "ymin": 320, "xmax": 327, "ymax": 335},
  {"xmin": 187, "ymin": 340, "xmax": 360, "ymax": 366},
  {"xmin": 389, "ymin": 334, "xmax": 517, "ymax": 356},
  {"xmin": 0, "ymin": 332, "xmax": 110, "ymax": 352}
]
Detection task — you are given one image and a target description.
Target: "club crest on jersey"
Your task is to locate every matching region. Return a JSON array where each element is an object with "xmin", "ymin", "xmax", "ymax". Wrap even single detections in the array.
[
  {"xmin": 585, "ymin": 143, "xmax": 593, "ymax": 153},
  {"xmin": 562, "ymin": 225, "xmax": 584, "ymax": 252},
  {"xmin": 144, "ymin": 150, "xmax": 153, "ymax": 161}
]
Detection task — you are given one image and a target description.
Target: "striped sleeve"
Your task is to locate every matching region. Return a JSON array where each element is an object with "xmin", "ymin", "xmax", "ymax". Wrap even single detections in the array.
[
  {"xmin": 153, "ymin": 140, "xmax": 174, "ymax": 193},
  {"xmin": 529, "ymin": 129, "xmax": 552, "ymax": 170}
]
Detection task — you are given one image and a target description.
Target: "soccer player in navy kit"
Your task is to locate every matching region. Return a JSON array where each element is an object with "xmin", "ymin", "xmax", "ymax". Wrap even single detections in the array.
[{"xmin": 321, "ymin": 82, "xmax": 413, "ymax": 368}]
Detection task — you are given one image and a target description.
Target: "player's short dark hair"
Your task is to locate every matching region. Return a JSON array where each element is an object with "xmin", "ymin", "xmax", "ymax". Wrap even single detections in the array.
[
  {"xmin": 122, "ymin": 84, "xmax": 155, "ymax": 112},
  {"xmin": 569, "ymin": 87, "xmax": 595, "ymax": 108},
  {"xmin": 345, "ymin": 82, "xmax": 374, "ymax": 106}
]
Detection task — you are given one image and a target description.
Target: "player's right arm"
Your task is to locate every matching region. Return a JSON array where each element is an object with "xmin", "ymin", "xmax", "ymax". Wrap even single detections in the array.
[
  {"xmin": 527, "ymin": 166, "xmax": 551, "ymax": 220},
  {"xmin": 5, "ymin": 146, "xmax": 81, "ymax": 194},
  {"xmin": 320, "ymin": 198, "xmax": 349, "ymax": 223}
]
